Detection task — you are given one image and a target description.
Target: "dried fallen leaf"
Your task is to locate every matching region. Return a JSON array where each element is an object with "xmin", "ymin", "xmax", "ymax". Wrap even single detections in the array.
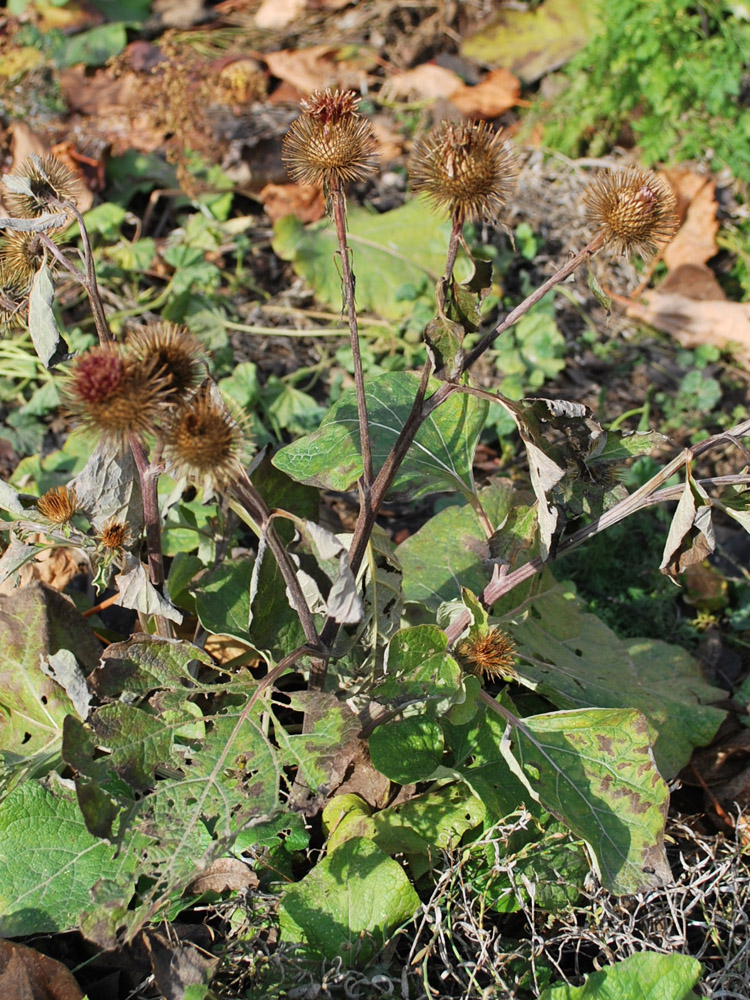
[
  {"xmin": 381, "ymin": 63, "xmax": 463, "ymax": 103},
  {"xmin": 256, "ymin": 0, "xmax": 306, "ymax": 29},
  {"xmin": 59, "ymin": 67, "xmax": 164, "ymax": 154},
  {"xmin": 333, "ymin": 740, "xmax": 391, "ymax": 809},
  {"xmin": 658, "ymin": 263, "xmax": 726, "ymax": 302},
  {"xmin": 663, "ymin": 165, "xmax": 712, "ymax": 220},
  {"xmin": 0, "ymin": 534, "xmax": 88, "ymax": 595},
  {"xmin": 144, "ymin": 928, "xmax": 218, "ymax": 1000},
  {"xmin": 9, "ymin": 121, "xmax": 48, "ymax": 166},
  {"xmin": 664, "ymin": 177, "xmax": 719, "ymax": 271},
  {"xmin": 186, "ymin": 857, "xmax": 259, "ymax": 895},
  {"xmin": 626, "ymin": 292, "xmax": 750, "ymax": 364},
  {"xmin": 265, "ymin": 45, "xmax": 367, "ymax": 95},
  {"xmin": 259, "ymin": 182, "xmax": 326, "ymax": 222},
  {"xmin": 449, "ymin": 67, "xmax": 522, "ymax": 119},
  {"xmin": 0, "ymin": 938, "xmax": 83, "ymax": 1000}
]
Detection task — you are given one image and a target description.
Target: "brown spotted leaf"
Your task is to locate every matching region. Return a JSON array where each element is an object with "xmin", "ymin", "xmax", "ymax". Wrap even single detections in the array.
[{"xmin": 501, "ymin": 707, "xmax": 671, "ymax": 894}]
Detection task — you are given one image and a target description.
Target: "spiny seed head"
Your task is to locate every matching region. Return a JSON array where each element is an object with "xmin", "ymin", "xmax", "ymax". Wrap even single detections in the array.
[
  {"xmin": 0, "ymin": 231, "xmax": 56, "ymax": 291},
  {"xmin": 37, "ymin": 485, "xmax": 78, "ymax": 524},
  {"xmin": 409, "ymin": 120, "xmax": 517, "ymax": 224},
  {"xmin": 583, "ymin": 166, "xmax": 679, "ymax": 258},
  {"xmin": 162, "ymin": 383, "xmax": 243, "ymax": 491},
  {"xmin": 4, "ymin": 154, "xmax": 80, "ymax": 218},
  {"xmin": 0, "ymin": 272, "xmax": 29, "ymax": 329},
  {"xmin": 97, "ymin": 518, "xmax": 130, "ymax": 551},
  {"xmin": 282, "ymin": 88, "xmax": 378, "ymax": 190},
  {"xmin": 300, "ymin": 88, "xmax": 361, "ymax": 122},
  {"xmin": 126, "ymin": 322, "xmax": 205, "ymax": 401},
  {"xmin": 64, "ymin": 344, "xmax": 164, "ymax": 449},
  {"xmin": 456, "ymin": 627, "xmax": 517, "ymax": 683}
]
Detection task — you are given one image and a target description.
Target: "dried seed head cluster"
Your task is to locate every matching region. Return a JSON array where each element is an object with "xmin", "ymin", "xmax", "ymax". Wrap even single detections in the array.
[
  {"xmin": 37, "ymin": 485, "xmax": 78, "ymax": 525},
  {"xmin": 3, "ymin": 154, "xmax": 80, "ymax": 218},
  {"xmin": 583, "ymin": 166, "xmax": 679, "ymax": 257},
  {"xmin": 126, "ymin": 322, "xmax": 204, "ymax": 399},
  {"xmin": 162, "ymin": 383, "xmax": 243, "ymax": 492},
  {"xmin": 457, "ymin": 627, "xmax": 518, "ymax": 683},
  {"xmin": 409, "ymin": 121, "xmax": 517, "ymax": 224},
  {"xmin": 282, "ymin": 88, "xmax": 379, "ymax": 191},
  {"xmin": 64, "ymin": 344, "xmax": 166, "ymax": 449},
  {"xmin": 63, "ymin": 327, "xmax": 247, "ymax": 490}
]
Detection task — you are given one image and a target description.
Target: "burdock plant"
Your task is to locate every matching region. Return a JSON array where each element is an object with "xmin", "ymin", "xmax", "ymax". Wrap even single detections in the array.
[{"xmin": 2, "ymin": 93, "xmax": 750, "ymax": 958}]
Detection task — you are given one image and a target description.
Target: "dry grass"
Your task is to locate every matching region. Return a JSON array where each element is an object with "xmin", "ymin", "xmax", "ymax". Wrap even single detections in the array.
[{"xmin": 209, "ymin": 810, "xmax": 749, "ymax": 999}]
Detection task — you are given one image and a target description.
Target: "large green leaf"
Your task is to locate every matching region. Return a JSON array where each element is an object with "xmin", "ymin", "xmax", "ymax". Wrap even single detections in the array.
[
  {"xmin": 397, "ymin": 483, "xmax": 515, "ymax": 609},
  {"xmin": 504, "ymin": 707, "xmax": 670, "ymax": 894},
  {"xmin": 272, "ymin": 198, "xmax": 460, "ymax": 321},
  {"xmin": 510, "ymin": 581, "xmax": 727, "ymax": 778},
  {"xmin": 538, "ymin": 952, "xmax": 702, "ymax": 1000},
  {"xmin": 273, "ymin": 372, "xmax": 487, "ymax": 500},
  {"xmin": 369, "ymin": 717, "xmax": 444, "ymax": 784},
  {"xmin": 0, "ymin": 777, "xmax": 135, "ymax": 935},
  {"xmin": 280, "ymin": 836, "xmax": 419, "ymax": 966},
  {"xmin": 192, "ymin": 558, "xmax": 252, "ymax": 642}
]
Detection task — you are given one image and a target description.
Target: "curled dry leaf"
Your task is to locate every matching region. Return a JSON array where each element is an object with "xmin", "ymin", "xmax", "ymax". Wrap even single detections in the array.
[
  {"xmin": 381, "ymin": 63, "xmax": 463, "ymax": 102},
  {"xmin": 186, "ymin": 857, "xmax": 259, "ymax": 895},
  {"xmin": 0, "ymin": 535, "xmax": 88, "ymax": 596},
  {"xmin": 265, "ymin": 45, "xmax": 368, "ymax": 95},
  {"xmin": 0, "ymin": 937, "xmax": 83, "ymax": 1000},
  {"xmin": 663, "ymin": 175, "xmax": 719, "ymax": 271},
  {"xmin": 449, "ymin": 67, "xmax": 522, "ymax": 119},
  {"xmin": 625, "ymin": 293, "xmax": 750, "ymax": 366}
]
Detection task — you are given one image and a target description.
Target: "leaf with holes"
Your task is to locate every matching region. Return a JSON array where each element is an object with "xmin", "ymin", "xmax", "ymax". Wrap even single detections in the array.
[{"xmin": 57, "ymin": 636, "xmax": 282, "ymax": 944}]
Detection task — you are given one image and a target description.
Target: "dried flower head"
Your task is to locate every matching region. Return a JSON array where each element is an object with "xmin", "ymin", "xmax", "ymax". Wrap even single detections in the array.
[
  {"xmin": 456, "ymin": 627, "xmax": 517, "ymax": 683},
  {"xmin": 409, "ymin": 121, "xmax": 517, "ymax": 224},
  {"xmin": 37, "ymin": 485, "xmax": 78, "ymax": 525},
  {"xmin": 162, "ymin": 383, "xmax": 243, "ymax": 491},
  {"xmin": 4, "ymin": 154, "xmax": 80, "ymax": 218},
  {"xmin": 126, "ymin": 322, "xmax": 205, "ymax": 401},
  {"xmin": 0, "ymin": 232, "xmax": 56, "ymax": 291},
  {"xmin": 97, "ymin": 518, "xmax": 130, "ymax": 552},
  {"xmin": 282, "ymin": 88, "xmax": 378, "ymax": 190},
  {"xmin": 583, "ymin": 166, "xmax": 679, "ymax": 257},
  {"xmin": 64, "ymin": 344, "xmax": 164, "ymax": 448},
  {"xmin": 0, "ymin": 272, "xmax": 29, "ymax": 329}
]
